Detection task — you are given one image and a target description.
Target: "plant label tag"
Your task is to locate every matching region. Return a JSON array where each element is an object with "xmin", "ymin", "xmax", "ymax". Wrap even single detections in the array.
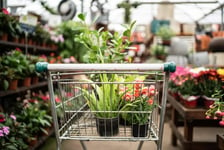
[{"xmin": 19, "ymin": 15, "xmax": 38, "ymax": 33}]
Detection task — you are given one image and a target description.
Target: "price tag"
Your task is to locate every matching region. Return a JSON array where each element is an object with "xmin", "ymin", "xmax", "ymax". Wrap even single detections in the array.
[
  {"xmin": 19, "ymin": 15, "xmax": 38, "ymax": 26},
  {"xmin": 19, "ymin": 15, "xmax": 38, "ymax": 33}
]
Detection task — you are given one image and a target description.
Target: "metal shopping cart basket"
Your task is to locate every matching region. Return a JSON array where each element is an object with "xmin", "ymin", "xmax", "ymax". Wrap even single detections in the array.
[{"xmin": 36, "ymin": 62, "xmax": 176, "ymax": 150}]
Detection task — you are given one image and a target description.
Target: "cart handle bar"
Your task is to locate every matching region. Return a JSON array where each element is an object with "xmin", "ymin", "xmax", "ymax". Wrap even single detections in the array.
[{"xmin": 35, "ymin": 62, "xmax": 176, "ymax": 73}]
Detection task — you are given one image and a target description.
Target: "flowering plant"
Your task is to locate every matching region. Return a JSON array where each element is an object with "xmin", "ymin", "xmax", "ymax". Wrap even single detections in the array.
[
  {"xmin": 198, "ymin": 69, "xmax": 223, "ymax": 98},
  {"xmin": 169, "ymin": 66, "xmax": 201, "ymax": 97},
  {"xmin": 205, "ymin": 68, "xmax": 224, "ymax": 126},
  {"xmin": 18, "ymin": 92, "xmax": 53, "ymax": 136},
  {"xmin": 119, "ymin": 76, "xmax": 158, "ymax": 125},
  {"xmin": 0, "ymin": 113, "xmax": 28, "ymax": 149}
]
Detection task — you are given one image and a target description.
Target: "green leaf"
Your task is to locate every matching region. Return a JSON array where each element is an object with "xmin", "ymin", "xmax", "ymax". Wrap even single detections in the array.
[
  {"xmin": 78, "ymin": 13, "xmax": 85, "ymax": 21},
  {"xmin": 3, "ymin": 79, "xmax": 9, "ymax": 90}
]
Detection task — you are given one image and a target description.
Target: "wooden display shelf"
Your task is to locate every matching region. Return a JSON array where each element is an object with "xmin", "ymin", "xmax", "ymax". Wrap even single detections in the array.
[
  {"xmin": 217, "ymin": 134, "xmax": 224, "ymax": 150},
  {"xmin": 0, "ymin": 81, "xmax": 48, "ymax": 98},
  {"xmin": 0, "ymin": 40, "xmax": 56, "ymax": 53},
  {"xmin": 168, "ymin": 94, "xmax": 221, "ymax": 150}
]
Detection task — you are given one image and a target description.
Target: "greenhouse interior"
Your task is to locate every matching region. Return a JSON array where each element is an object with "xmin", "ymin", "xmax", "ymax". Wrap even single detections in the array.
[{"xmin": 0, "ymin": 0, "xmax": 224, "ymax": 150}]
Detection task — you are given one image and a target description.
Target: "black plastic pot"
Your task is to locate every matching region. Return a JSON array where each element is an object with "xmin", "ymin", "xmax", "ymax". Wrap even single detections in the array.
[
  {"xmin": 132, "ymin": 123, "xmax": 149, "ymax": 137},
  {"xmin": 96, "ymin": 117, "xmax": 119, "ymax": 136}
]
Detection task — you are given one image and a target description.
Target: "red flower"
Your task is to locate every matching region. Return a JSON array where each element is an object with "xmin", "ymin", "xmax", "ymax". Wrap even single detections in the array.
[
  {"xmin": 50, "ymin": 53, "xmax": 55, "ymax": 57},
  {"xmin": 0, "ymin": 114, "xmax": 5, "ymax": 123},
  {"xmin": 15, "ymin": 47, "xmax": 22, "ymax": 52},
  {"xmin": 2, "ymin": 8, "xmax": 9, "ymax": 15}
]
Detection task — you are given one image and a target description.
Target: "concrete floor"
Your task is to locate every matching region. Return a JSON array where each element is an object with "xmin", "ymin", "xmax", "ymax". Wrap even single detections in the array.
[{"xmin": 38, "ymin": 121, "xmax": 224, "ymax": 150}]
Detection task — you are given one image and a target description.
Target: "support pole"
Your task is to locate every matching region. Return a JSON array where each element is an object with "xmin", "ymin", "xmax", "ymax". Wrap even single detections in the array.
[
  {"xmin": 0, "ymin": 0, "xmax": 7, "ymax": 9},
  {"xmin": 81, "ymin": 0, "xmax": 84, "ymax": 13},
  {"xmin": 221, "ymin": 5, "xmax": 224, "ymax": 31}
]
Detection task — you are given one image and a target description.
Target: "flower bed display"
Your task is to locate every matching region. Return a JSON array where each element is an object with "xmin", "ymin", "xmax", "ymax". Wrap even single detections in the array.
[{"xmin": 168, "ymin": 66, "xmax": 224, "ymax": 126}]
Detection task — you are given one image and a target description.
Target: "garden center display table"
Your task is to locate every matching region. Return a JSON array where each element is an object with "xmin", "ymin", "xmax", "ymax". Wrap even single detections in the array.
[{"xmin": 168, "ymin": 94, "xmax": 221, "ymax": 150}]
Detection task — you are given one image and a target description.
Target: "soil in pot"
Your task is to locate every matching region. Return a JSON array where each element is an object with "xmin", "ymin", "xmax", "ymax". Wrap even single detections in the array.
[
  {"xmin": 132, "ymin": 123, "xmax": 149, "ymax": 137},
  {"xmin": 96, "ymin": 117, "xmax": 119, "ymax": 136}
]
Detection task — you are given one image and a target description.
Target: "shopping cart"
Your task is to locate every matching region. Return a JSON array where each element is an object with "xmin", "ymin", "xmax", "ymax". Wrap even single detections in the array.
[{"xmin": 36, "ymin": 62, "xmax": 176, "ymax": 150}]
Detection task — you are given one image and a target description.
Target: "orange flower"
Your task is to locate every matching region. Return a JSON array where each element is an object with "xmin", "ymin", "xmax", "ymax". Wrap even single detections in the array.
[
  {"xmin": 147, "ymin": 99, "xmax": 153, "ymax": 105},
  {"xmin": 134, "ymin": 89, "xmax": 140, "ymax": 97},
  {"xmin": 134, "ymin": 80, "xmax": 143, "ymax": 89}
]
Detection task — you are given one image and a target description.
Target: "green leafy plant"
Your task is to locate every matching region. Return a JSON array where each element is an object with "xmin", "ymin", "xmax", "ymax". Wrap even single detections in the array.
[
  {"xmin": 56, "ymin": 19, "xmax": 87, "ymax": 62},
  {"xmin": 80, "ymin": 74, "xmax": 121, "ymax": 118},
  {"xmin": 156, "ymin": 25, "xmax": 174, "ymax": 41},
  {"xmin": 75, "ymin": 13, "xmax": 135, "ymax": 63},
  {"xmin": 74, "ymin": 14, "xmax": 136, "ymax": 119},
  {"xmin": 151, "ymin": 44, "xmax": 167, "ymax": 60},
  {"xmin": 17, "ymin": 99, "xmax": 52, "ymax": 136}
]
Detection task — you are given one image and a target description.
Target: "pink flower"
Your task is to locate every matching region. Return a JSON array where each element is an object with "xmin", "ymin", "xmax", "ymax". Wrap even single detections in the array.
[
  {"xmin": 10, "ymin": 114, "xmax": 16, "ymax": 120},
  {"xmin": 219, "ymin": 120, "xmax": 224, "ymax": 126},
  {"xmin": 123, "ymin": 92, "xmax": 133, "ymax": 101},
  {"xmin": 2, "ymin": 126, "xmax": 10, "ymax": 135},
  {"xmin": 2, "ymin": 8, "xmax": 9, "ymax": 15},
  {"xmin": 40, "ymin": 95, "xmax": 49, "ymax": 101},
  {"xmin": 0, "ymin": 130, "xmax": 4, "ymax": 137},
  {"xmin": 66, "ymin": 92, "xmax": 73, "ymax": 97},
  {"xmin": 70, "ymin": 56, "xmax": 76, "ymax": 63},
  {"xmin": 141, "ymin": 85, "xmax": 157, "ymax": 97},
  {"xmin": 205, "ymin": 116, "xmax": 210, "ymax": 119},
  {"xmin": 134, "ymin": 80, "xmax": 143, "ymax": 89},
  {"xmin": 55, "ymin": 96, "xmax": 61, "ymax": 103}
]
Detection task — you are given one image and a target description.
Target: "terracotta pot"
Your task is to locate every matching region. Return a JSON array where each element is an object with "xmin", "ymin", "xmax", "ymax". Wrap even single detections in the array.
[
  {"xmin": 23, "ymin": 77, "xmax": 31, "ymax": 87},
  {"xmin": 1, "ymin": 33, "xmax": 8, "ymax": 41},
  {"xmin": 28, "ymin": 39, "xmax": 33, "ymax": 45},
  {"xmin": 20, "ymin": 38, "xmax": 25, "ymax": 44},
  {"xmin": 162, "ymin": 40, "xmax": 171, "ymax": 46},
  {"xmin": 28, "ymin": 136, "xmax": 38, "ymax": 147},
  {"xmin": 9, "ymin": 79, "xmax": 18, "ymax": 90},
  {"xmin": 32, "ymin": 76, "xmax": 39, "ymax": 84},
  {"xmin": 13, "ymin": 37, "xmax": 19, "ymax": 43},
  {"xmin": 202, "ymin": 95, "xmax": 219, "ymax": 109}
]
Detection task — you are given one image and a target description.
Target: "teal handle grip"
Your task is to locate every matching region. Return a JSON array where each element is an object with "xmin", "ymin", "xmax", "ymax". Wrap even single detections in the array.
[
  {"xmin": 164, "ymin": 62, "xmax": 176, "ymax": 73},
  {"xmin": 35, "ymin": 62, "xmax": 48, "ymax": 72}
]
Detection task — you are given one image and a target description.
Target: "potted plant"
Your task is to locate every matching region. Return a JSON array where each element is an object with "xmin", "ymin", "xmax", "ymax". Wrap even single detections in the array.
[
  {"xmin": 0, "ymin": 9, "xmax": 10, "ymax": 41},
  {"xmin": 119, "ymin": 76, "xmax": 158, "ymax": 137},
  {"xmin": 178, "ymin": 74, "xmax": 200, "ymax": 108},
  {"xmin": 18, "ymin": 99, "xmax": 52, "ymax": 139},
  {"xmin": 0, "ymin": 50, "xmax": 27, "ymax": 90},
  {"xmin": 75, "ymin": 14, "xmax": 135, "ymax": 136},
  {"xmin": 198, "ymin": 69, "xmax": 223, "ymax": 108},
  {"xmin": 151, "ymin": 44, "xmax": 167, "ymax": 61},
  {"xmin": 0, "ymin": 113, "xmax": 29, "ymax": 149},
  {"xmin": 156, "ymin": 25, "xmax": 175, "ymax": 46}
]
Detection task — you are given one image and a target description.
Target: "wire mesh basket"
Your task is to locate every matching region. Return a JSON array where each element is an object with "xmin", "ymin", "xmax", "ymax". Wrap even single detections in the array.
[{"xmin": 36, "ymin": 63, "xmax": 176, "ymax": 150}]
